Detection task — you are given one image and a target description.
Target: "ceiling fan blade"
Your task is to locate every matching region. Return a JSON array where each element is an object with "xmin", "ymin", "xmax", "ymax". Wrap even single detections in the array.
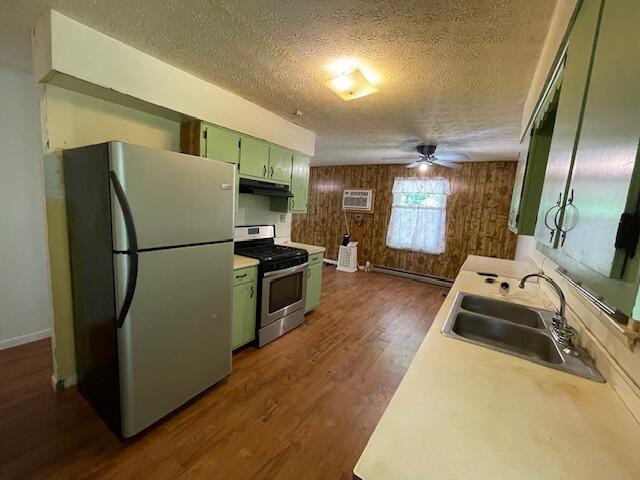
[
  {"xmin": 434, "ymin": 153, "xmax": 468, "ymax": 161},
  {"xmin": 380, "ymin": 155, "xmax": 420, "ymax": 161},
  {"xmin": 431, "ymin": 158, "xmax": 462, "ymax": 169},
  {"xmin": 406, "ymin": 161, "xmax": 422, "ymax": 169}
]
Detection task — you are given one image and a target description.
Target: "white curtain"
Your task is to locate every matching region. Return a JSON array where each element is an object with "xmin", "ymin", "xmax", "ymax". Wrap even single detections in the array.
[{"xmin": 385, "ymin": 177, "xmax": 451, "ymax": 254}]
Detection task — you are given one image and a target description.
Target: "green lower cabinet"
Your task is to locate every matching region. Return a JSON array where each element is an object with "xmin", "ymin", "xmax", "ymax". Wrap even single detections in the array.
[
  {"xmin": 305, "ymin": 259, "xmax": 323, "ymax": 313},
  {"xmin": 232, "ymin": 268, "xmax": 257, "ymax": 350}
]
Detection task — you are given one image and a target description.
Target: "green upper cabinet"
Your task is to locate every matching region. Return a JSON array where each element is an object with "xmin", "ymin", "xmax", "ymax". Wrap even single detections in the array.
[
  {"xmin": 557, "ymin": 0, "xmax": 640, "ymax": 278},
  {"xmin": 268, "ymin": 145, "xmax": 293, "ymax": 183},
  {"xmin": 534, "ymin": 0, "xmax": 603, "ymax": 246},
  {"xmin": 272, "ymin": 153, "xmax": 311, "ymax": 213},
  {"xmin": 204, "ymin": 124, "xmax": 240, "ymax": 164},
  {"xmin": 239, "ymin": 137, "xmax": 294, "ymax": 184},
  {"xmin": 531, "ymin": 0, "xmax": 640, "ymax": 316},
  {"xmin": 509, "ymin": 84, "xmax": 558, "ymax": 236},
  {"xmin": 508, "ymin": 130, "xmax": 532, "ymax": 233},
  {"xmin": 519, "ymin": 107, "xmax": 558, "ymax": 236},
  {"xmin": 290, "ymin": 153, "xmax": 310, "ymax": 212},
  {"xmin": 239, "ymin": 136, "xmax": 270, "ymax": 179},
  {"xmin": 181, "ymin": 120, "xmax": 312, "ymax": 212}
]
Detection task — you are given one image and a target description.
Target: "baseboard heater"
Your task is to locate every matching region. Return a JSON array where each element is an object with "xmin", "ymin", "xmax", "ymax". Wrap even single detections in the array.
[{"xmin": 371, "ymin": 265, "xmax": 453, "ymax": 288}]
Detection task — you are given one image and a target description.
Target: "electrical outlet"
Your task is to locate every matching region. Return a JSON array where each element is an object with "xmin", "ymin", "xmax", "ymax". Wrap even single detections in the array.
[{"xmin": 280, "ymin": 214, "xmax": 286, "ymax": 223}]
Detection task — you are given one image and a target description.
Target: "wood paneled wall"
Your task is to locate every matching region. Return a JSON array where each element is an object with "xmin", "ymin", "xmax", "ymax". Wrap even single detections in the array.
[{"xmin": 292, "ymin": 162, "xmax": 518, "ymax": 280}]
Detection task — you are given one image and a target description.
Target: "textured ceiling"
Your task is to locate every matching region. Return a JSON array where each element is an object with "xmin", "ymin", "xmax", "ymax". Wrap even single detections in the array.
[{"xmin": 1, "ymin": 0, "xmax": 556, "ymax": 165}]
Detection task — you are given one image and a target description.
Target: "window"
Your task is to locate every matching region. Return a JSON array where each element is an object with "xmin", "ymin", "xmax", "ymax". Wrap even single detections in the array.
[{"xmin": 385, "ymin": 177, "xmax": 451, "ymax": 254}]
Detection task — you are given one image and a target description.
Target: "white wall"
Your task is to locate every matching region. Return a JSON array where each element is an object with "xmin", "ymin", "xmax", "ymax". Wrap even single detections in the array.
[
  {"xmin": 236, "ymin": 194, "xmax": 291, "ymax": 241},
  {"xmin": 43, "ymin": 84, "xmax": 181, "ymax": 382},
  {"xmin": 0, "ymin": 66, "xmax": 53, "ymax": 349},
  {"xmin": 33, "ymin": 10, "xmax": 315, "ymax": 156}
]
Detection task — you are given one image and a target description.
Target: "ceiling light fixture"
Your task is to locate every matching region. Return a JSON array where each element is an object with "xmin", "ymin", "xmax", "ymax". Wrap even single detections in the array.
[
  {"xmin": 419, "ymin": 163, "xmax": 429, "ymax": 172},
  {"xmin": 325, "ymin": 66, "xmax": 379, "ymax": 101}
]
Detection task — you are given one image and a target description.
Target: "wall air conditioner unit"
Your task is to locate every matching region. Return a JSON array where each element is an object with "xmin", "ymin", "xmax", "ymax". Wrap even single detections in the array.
[{"xmin": 342, "ymin": 189, "xmax": 374, "ymax": 212}]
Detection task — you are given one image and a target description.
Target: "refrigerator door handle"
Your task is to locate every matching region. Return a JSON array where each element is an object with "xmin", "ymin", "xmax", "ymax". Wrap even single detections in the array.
[{"xmin": 110, "ymin": 171, "xmax": 139, "ymax": 328}]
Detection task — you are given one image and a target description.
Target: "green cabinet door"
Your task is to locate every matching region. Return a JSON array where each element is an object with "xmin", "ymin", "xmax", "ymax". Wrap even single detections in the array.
[
  {"xmin": 508, "ymin": 133, "xmax": 532, "ymax": 233},
  {"xmin": 271, "ymin": 153, "xmax": 311, "ymax": 213},
  {"xmin": 517, "ymin": 107, "xmax": 557, "ymax": 236},
  {"xmin": 268, "ymin": 145, "xmax": 293, "ymax": 183},
  {"xmin": 305, "ymin": 262, "xmax": 322, "ymax": 313},
  {"xmin": 534, "ymin": 0, "xmax": 603, "ymax": 246},
  {"xmin": 558, "ymin": 0, "xmax": 640, "ymax": 278},
  {"xmin": 239, "ymin": 136, "xmax": 269, "ymax": 179},
  {"xmin": 205, "ymin": 125, "xmax": 240, "ymax": 164},
  {"xmin": 232, "ymin": 279, "xmax": 257, "ymax": 350},
  {"xmin": 290, "ymin": 153, "xmax": 310, "ymax": 213}
]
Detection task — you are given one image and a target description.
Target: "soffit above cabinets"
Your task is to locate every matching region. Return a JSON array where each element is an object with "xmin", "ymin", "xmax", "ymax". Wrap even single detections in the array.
[{"xmin": 1, "ymin": 0, "xmax": 556, "ymax": 165}]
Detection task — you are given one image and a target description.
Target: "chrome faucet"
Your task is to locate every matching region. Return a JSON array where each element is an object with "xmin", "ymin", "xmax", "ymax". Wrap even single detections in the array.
[{"xmin": 519, "ymin": 273, "xmax": 576, "ymax": 350}]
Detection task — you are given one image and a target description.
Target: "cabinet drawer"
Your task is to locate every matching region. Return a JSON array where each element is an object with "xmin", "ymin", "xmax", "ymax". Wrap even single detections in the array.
[
  {"xmin": 308, "ymin": 252, "xmax": 324, "ymax": 265},
  {"xmin": 233, "ymin": 266, "xmax": 257, "ymax": 286}
]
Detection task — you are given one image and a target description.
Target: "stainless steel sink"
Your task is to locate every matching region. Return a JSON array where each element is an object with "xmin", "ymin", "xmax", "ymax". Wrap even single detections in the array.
[
  {"xmin": 460, "ymin": 295, "xmax": 545, "ymax": 329},
  {"xmin": 442, "ymin": 293, "xmax": 604, "ymax": 382},
  {"xmin": 452, "ymin": 312, "xmax": 562, "ymax": 364}
]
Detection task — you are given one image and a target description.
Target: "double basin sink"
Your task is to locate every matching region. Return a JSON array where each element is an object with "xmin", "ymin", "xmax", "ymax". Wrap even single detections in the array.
[{"xmin": 442, "ymin": 293, "xmax": 604, "ymax": 382}]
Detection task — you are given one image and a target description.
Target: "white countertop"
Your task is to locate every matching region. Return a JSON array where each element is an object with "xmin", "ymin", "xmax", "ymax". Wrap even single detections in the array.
[
  {"xmin": 276, "ymin": 241, "xmax": 326, "ymax": 255},
  {"xmin": 461, "ymin": 254, "xmax": 534, "ymax": 280},
  {"xmin": 233, "ymin": 254, "xmax": 259, "ymax": 270},
  {"xmin": 354, "ymin": 258, "xmax": 640, "ymax": 479}
]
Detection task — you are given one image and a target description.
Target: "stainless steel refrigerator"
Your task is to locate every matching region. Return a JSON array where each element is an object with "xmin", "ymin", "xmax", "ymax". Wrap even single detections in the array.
[{"xmin": 64, "ymin": 141, "xmax": 235, "ymax": 437}]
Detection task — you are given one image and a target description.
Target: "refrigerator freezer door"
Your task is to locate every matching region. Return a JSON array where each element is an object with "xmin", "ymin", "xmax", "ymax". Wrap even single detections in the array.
[
  {"xmin": 110, "ymin": 142, "xmax": 235, "ymax": 251},
  {"xmin": 114, "ymin": 242, "xmax": 233, "ymax": 437}
]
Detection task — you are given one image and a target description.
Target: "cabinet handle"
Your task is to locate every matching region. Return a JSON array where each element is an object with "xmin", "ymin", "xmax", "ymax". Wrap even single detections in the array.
[
  {"xmin": 263, "ymin": 165, "xmax": 267, "ymax": 176},
  {"xmin": 543, "ymin": 193, "xmax": 562, "ymax": 243},
  {"xmin": 235, "ymin": 273, "xmax": 247, "ymax": 279},
  {"xmin": 554, "ymin": 189, "xmax": 575, "ymax": 247},
  {"xmin": 270, "ymin": 166, "xmax": 274, "ymax": 177},
  {"xmin": 292, "ymin": 198, "xmax": 295, "ymax": 208},
  {"xmin": 307, "ymin": 268, "xmax": 311, "ymax": 278},
  {"xmin": 250, "ymin": 285, "xmax": 254, "ymax": 298}
]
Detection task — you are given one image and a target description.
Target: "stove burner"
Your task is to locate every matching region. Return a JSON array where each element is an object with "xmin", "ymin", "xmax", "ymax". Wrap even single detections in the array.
[
  {"xmin": 235, "ymin": 242, "xmax": 308, "ymax": 273},
  {"xmin": 235, "ymin": 244, "xmax": 306, "ymax": 261}
]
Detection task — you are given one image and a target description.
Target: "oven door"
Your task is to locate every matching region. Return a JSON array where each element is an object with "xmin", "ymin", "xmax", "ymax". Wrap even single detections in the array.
[{"xmin": 261, "ymin": 262, "xmax": 308, "ymax": 327}]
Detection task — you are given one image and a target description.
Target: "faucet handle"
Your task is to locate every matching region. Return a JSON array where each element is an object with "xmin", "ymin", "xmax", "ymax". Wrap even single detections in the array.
[{"xmin": 554, "ymin": 323, "xmax": 577, "ymax": 352}]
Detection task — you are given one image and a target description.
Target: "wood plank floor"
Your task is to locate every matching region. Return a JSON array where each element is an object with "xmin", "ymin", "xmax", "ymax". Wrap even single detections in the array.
[{"xmin": 0, "ymin": 267, "xmax": 448, "ymax": 480}]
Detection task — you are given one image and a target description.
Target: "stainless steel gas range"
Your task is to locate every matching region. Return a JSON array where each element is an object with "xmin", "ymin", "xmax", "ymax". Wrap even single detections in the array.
[{"xmin": 234, "ymin": 226, "xmax": 309, "ymax": 346}]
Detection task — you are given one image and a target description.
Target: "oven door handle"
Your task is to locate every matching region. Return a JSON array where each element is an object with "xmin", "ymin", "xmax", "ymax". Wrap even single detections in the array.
[{"xmin": 263, "ymin": 262, "xmax": 309, "ymax": 278}]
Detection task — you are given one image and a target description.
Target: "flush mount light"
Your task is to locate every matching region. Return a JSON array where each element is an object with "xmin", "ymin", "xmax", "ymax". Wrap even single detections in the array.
[{"xmin": 325, "ymin": 68, "xmax": 379, "ymax": 101}]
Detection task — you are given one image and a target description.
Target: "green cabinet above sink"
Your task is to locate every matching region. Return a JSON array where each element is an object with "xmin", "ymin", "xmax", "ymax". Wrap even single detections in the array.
[{"xmin": 520, "ymin": 0, "xmax": 640, "ymax": 318}]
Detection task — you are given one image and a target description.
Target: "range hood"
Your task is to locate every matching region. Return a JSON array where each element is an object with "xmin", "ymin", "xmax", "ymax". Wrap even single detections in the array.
[{"xmin": 239, "ymin": 178, "xmax": 293, "ymax": 198}]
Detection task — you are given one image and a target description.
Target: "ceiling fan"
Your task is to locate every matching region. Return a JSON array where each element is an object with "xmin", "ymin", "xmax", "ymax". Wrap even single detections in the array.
[{"xmin": 390, "ymin": 144, "xmax": 467, "ymax": 170}]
